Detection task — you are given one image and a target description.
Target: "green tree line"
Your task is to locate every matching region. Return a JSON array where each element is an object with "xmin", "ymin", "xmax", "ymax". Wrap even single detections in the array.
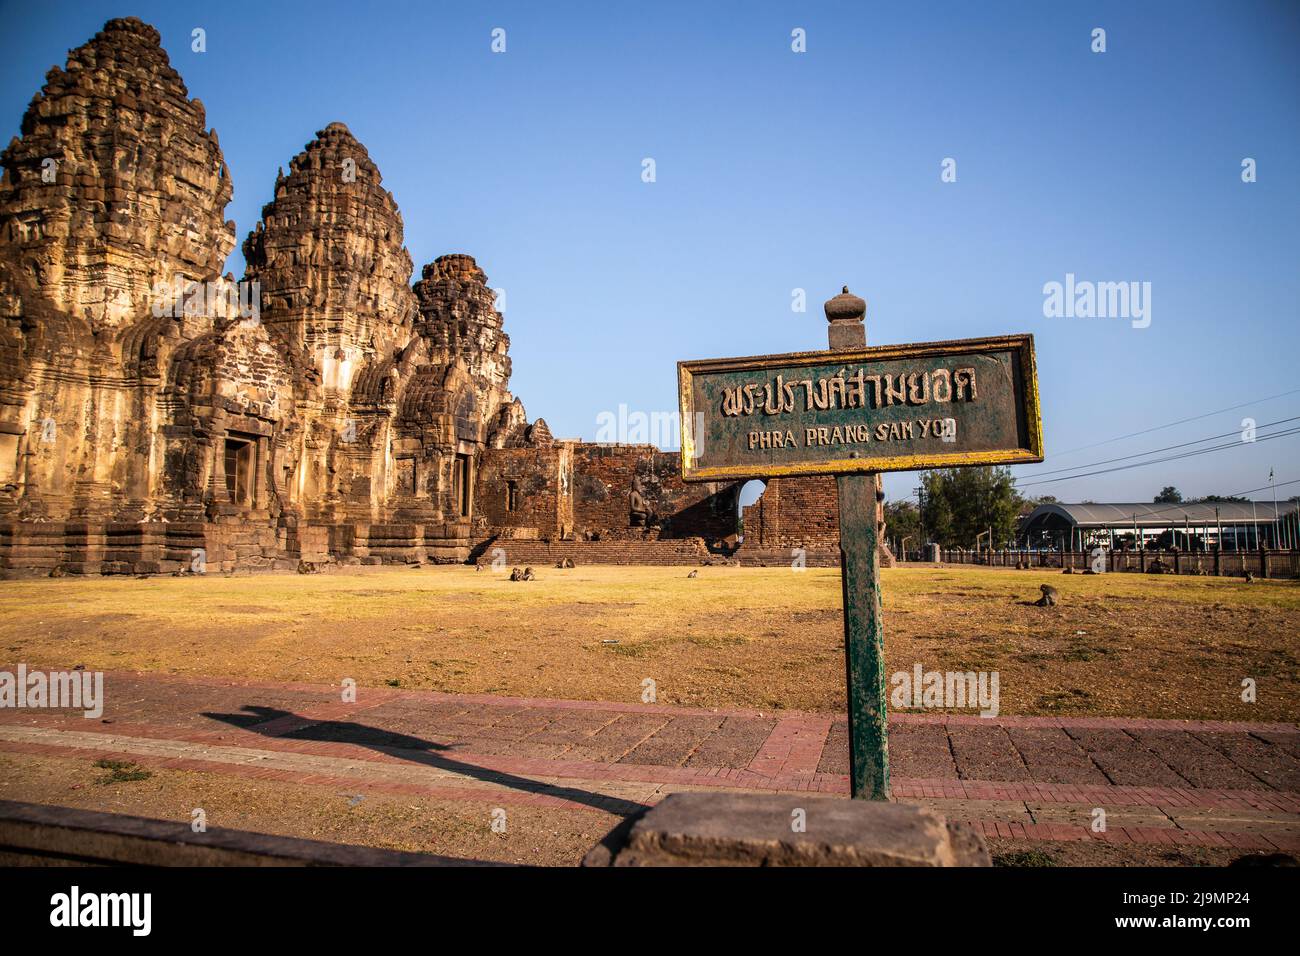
[
  {"xmin": 884, "ymin": 466, "xmax": 1026, "ymax": 548},
  {"xmin": 886, "ymin": 474, "xmax": 1296, "ymax": 549}
]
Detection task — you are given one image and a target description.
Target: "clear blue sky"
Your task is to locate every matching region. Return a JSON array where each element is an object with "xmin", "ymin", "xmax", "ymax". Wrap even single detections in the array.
[{"xmin": 3, "ymin": 1, "xmax": 1297, "ymax": 504}]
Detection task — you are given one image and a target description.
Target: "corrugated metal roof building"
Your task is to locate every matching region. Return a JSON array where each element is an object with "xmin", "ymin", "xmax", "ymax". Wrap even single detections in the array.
[{"xmin": 1019, "ymin": 500, "xmax": 1299, "ymax": 550}]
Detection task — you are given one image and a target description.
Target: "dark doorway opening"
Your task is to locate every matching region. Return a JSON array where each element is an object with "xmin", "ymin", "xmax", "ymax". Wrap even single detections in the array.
[
  {"xmin": 224, "ymin": 436, "xmax": 255, "ymax": 506},
  {"xmin": 453, "ymin": 453, "xmax": 472, "ymax": 518}
]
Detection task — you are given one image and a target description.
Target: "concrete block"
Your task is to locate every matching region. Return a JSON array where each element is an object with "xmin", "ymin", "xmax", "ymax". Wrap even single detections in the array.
[{"xmin": 584, "ymin": 792, "xmax": 990, "ymax": 867}]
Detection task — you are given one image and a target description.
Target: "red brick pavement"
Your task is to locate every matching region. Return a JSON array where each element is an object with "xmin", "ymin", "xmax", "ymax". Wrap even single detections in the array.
[{"xmin": 0, "ymin": 669, "xmax": 1296, "ymax": 850}]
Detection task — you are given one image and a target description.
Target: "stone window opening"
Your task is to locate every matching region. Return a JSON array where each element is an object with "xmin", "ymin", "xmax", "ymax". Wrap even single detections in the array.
[
  {"xmin": 224, "ymin": 436, "xmax": 256, "ymax": 507},
  {"xmin": 506, "ymin": 480, "xmax": 519, "ymax": 512},
  {"xmin": 453, "ymin": 453, "xmax": 472, "ymax": 518},
  {"xmin": 396, "ymin": 457, "xmax": 416, "ymax": 496}
]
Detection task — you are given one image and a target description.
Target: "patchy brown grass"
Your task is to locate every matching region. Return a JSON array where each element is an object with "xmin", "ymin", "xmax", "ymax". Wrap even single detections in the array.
[
  {"xmin": 0, "ymin": 751, "xmax": 610, "ymax": 866},
  {"xmin": 0, "ymin": 750, "xmax": 1272, "ymax": 868},
  {"xmin": 986, "ymin": 839, "xmax": 1255, "ymax": 868},
  {"xmin": 0, "ymin": 564, "xmax": 1295, "ymax": 720}
]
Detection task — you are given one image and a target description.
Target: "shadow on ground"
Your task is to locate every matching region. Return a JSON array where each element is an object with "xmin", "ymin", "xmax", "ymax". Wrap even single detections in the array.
[{"xmin": 202, "ymin": 706, "xmax": 651, "ymax": 817}]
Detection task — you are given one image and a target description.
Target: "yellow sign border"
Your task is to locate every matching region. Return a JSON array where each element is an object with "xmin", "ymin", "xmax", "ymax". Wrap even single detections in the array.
[{"xmin": 678, "ymin": 333, "xmax": 1044, "ymax": 481}]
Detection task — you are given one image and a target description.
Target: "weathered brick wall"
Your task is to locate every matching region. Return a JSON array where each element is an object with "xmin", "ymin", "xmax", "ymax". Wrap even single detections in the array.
[
  {"xmin": 570, "ymin": 445, "xmax": 736, "ymax": 542},
  {"xmin": 742, "ymin": 477, "xmax": 840, "ymax": 548},
  {"xmin": 569, "ymin": 445, "xmax": 645, "ymax": 534},
  {"xmin": 741, "ymin": 476, "xmax": 894, "ymax": 566},
  {"xmin": 475, "ymin": 445, "xmax": 565, "ymax": 536},
  {"xmin": 731, "ymin": 546, "xmax": 840, "ymax": 567},
  {"xmin": 477, "ymin": 442, "xmax": 739, "ymax": 545}
]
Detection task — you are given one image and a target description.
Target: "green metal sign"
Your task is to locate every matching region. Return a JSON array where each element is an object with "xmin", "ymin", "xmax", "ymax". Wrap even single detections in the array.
[
  {"xmin": 679, "ymin": 335, "xmax": 1043, "ymax": 482},
  {"xmin": 676, "ymin": 295, "xmax": 1046, "ymax": 802}
]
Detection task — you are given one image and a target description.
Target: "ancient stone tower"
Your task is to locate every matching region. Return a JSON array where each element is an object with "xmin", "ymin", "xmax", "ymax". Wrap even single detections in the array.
[
  {"xmin": 0, "ymin": 18, "xmax": 530, "ymax": 571},
  {"xmin": 0, "ymin": 16, "xmax": 855, "ymax": 574},
  {"xmin": 0, "ymin": 18, "xmax": 236, "ymax": 538}
]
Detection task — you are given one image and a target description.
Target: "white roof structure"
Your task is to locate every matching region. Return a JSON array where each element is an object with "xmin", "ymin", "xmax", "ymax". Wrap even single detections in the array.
[{"xmin": 1022, "ymin": 501, "xmax": 1298, "ymax": 530}]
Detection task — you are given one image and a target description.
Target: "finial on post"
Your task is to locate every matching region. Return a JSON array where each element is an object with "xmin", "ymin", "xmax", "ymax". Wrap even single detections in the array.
[{"xmin": 824, "ymin": 286, "xmax": 866, "ymax": 350}]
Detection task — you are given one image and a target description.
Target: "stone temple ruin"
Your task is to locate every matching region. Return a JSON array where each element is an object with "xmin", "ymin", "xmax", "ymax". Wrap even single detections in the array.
[{"xmin": 0, "ymin": 18, "xmax": 889, "ymax": 574}]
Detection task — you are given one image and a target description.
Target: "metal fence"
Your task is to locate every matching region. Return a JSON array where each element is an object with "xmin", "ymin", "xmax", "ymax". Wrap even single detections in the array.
[{"xmin": 906, "ymin": 548, "xmax": 1300, "ymax": 578}]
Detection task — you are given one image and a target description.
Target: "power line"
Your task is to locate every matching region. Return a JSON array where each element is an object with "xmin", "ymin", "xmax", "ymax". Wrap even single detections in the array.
[
  {"xmin": 1017, "ymin": 428, "xmax": 1300, "ymax": 488},
  {"xmin": 1044, "ymin": 387, "xmax": 1300, "ymax": 459},
  {"xmin": 893, "ymin": 471, "xmax": 1300, "ymax": 518},
  {"xmin": 1015, "ymin": 426, "xmax": 1300, "ymax": 488},
  {"xmin": 1088, "ymin": 478, "xmax": 1300, "ymax": 523},
  {"xmin": 1016, "ymin": 416, "xmax": 1300, "ymax": 480},
  {"xmin": 887, "ymin": 411, "xmax": 1300, "ymax": 504}
]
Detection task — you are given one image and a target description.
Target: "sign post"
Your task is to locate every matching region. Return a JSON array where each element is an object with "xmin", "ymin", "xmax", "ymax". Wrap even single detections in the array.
[
  {"xmin": 828, "ymin": 287, "xmax": 889, "ymax": 799},
  {"xmin": 678, "ymin": 287, "xmax": 1043, "ymax": 799},
  {"xmin": 836, "ymin": 468, "xmax": 888, "ymax": 799}
]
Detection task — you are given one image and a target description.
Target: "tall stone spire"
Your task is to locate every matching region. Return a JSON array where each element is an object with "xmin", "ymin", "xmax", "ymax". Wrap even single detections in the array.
[
  {"xmin": 242, "ymin": 122, "xmax": 416, "ymax": 365},
  {"xmin": 0, "ymin": 16, "xmax": 235, "ymax": 331},
  {"xmin": 413, "ymin": 254, "xmax": 512, "ymax": 395}
]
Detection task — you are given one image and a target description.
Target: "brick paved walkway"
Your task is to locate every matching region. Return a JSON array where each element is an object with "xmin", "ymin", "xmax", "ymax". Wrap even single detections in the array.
[{"xmin": 0, "ymin": 670, "xmax": 1296, "ymax": 851}]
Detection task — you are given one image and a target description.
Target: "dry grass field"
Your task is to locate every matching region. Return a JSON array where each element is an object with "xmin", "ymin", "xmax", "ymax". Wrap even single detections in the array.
[
  {"xmin": 0, "ymin": 749, "xmax": 1252, "ymax": 868},
  {"xmin": 1, "ymin": 564, "xmax": 1296, "ymax": 720},
  {"xmin": 0, "ymin": 750, "xmax": 612, "ymax": 867}
]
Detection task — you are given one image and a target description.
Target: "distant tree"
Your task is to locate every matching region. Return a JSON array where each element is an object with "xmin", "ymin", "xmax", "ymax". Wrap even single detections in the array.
[
  {"xmin": 918, "ymin": 467, "xmax": 1022, "ymax": 547},
  {"xmin": 1196, "ymin": 494, "xmax": 1250, "ymax": 503},
  {"xmin": 1154, "ymin": 486, "xmax": 1182, "ymax": 503},
  {"xmin": 920, "ymin": 478, "xmax": 955, "ymax": 545},
  {"xmin": 884, "ymin": 500, "xmax": 921, "ymax": 543},
  {"xmin": 1018, "ymin": 493, "xmax": 1058, "ymax": 516}
]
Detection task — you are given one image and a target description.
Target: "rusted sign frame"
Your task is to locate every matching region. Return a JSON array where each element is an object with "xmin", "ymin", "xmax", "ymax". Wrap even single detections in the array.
[{"xmin": 678, "ymin": 333, "xmax": 1044, "ymax": 482}]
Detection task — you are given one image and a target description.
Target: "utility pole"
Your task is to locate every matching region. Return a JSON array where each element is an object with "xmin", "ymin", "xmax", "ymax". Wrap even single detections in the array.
[{"xmin": 1271, "ymin": 469, "xmax": 1279, "ymax": 550}]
